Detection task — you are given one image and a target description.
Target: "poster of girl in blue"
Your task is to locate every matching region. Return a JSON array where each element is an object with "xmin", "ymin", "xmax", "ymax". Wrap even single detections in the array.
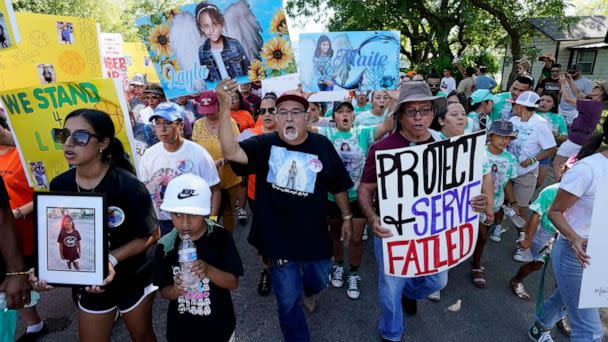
[
  {"xmin": 299, "ymin": 31, "xmax": 401, "ymax": 92},
  {"xmin": 136, "ymin": 0, "xmax": 297, "ymax": 99}
]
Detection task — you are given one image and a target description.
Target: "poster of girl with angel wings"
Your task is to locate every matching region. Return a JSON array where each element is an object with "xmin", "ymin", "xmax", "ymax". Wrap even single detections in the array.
[
  {"xmin": 136, "ymin": 1, "xmax": 297, "ymax": 99},
  {"xmin": 299, "ymin": 31, "xmax": 401, "ymax": 93}
]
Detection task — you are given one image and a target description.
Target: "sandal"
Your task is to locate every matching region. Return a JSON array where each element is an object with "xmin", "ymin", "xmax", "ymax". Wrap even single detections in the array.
[
  {"xmin": 510, "ymin": 279, "xmax": 530, "ymax": 300},
  {"xmin": 471, "ymin": 267, "xmax": 486, "ymax": 288}
]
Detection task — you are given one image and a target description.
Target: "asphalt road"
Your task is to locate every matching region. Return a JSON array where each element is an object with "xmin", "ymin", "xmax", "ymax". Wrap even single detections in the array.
[{"xmin": 18, "ymin": 214, "xmax": 608, "ymax": 341}]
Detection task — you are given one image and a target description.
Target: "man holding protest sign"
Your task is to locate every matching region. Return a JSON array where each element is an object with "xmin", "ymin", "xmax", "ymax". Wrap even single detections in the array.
[
  {"xmin": 358, "ymin": 81, "xmax": 492, "ymax": 342},
  {"xmin": 217, "ymin": 78, "xmax": 353, "ymax": 342}
]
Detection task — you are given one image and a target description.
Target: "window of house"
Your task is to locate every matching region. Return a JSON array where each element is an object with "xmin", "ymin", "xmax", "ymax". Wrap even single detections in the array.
[{"xmin": 575, "ymin": 50, "xmax": 597, "ymax": 74}]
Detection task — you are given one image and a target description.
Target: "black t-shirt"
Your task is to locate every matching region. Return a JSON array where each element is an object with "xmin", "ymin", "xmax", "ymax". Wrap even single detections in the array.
[
  {"xmin": 536, "ymin": 76, "xmax": 561, "ymax": 94},
  {"xmin": 50, "ymin": 165, "xmax": 157, "ymax": 288},
  {"xmin": 0, "ymin": 176, "xmax": 10, "ymax": 283},
  {"xmin": 154, "ymin": 228, "xmax": 243, "ymax": 342},
  {"xmin": 231, "ymin": 132, "xmax": 353, "ymax": 260}
]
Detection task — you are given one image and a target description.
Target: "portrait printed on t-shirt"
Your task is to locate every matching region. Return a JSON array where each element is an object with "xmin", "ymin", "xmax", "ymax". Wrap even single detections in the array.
[
  {"xmin": 267, "ymin": 146, "xmax": 319, "ymax": 195},
  {"xmin": 47, "ymin": 207, "xmax": 95, "ymax": 272}
]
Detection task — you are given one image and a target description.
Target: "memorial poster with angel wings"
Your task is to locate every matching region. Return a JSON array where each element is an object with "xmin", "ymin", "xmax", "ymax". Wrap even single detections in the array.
[
  {"xmin": 135, "ymin": 1, "xmax": 297, "ymax": 99},
  {"xmin": 299, "ymin": 31, "xmax": 401, "ymax": 92}
]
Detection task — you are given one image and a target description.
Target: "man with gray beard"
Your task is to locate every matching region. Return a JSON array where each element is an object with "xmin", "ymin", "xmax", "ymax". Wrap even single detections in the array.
[{"xmin": 217, "ymin": 79, "xmax": 354, "ymax": 341}]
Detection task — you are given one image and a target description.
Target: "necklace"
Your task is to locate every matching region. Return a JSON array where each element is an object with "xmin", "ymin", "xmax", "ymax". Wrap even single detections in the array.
[
  {"xmin": 204, "ymin": 117, "xmax": 219, "ymax": 137},
  {"xmin": 76, "ymin": 164, "xmax": 109, "ymax": 192}
]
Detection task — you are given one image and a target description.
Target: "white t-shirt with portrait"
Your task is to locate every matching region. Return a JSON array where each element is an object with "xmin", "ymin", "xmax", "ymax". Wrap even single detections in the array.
[
  {"xmin": 508, "ymin": 113, "xmax": 556, "ymax": 175},
  {"xmin": 138, "ymin": 140, "xmax": 220, "ymax": 220},
  {"xmin": 559, "ymin": 153, "xmax": 608, "ymax": 238}
]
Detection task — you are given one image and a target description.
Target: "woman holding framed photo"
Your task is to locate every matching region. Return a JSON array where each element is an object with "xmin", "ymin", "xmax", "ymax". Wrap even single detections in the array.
[{"xmin": 36, "ymin": 109, "xmax": 158, "ymax": 342}]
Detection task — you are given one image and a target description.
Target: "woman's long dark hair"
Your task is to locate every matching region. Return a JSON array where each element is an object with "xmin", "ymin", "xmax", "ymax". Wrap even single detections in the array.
[
  {"xmin": 314, "ymin": 35, "xmax": 333, "ymax": 58},
  {"xmin": 577, "ymin": 117, "xmax": 607, "ymax": 160},
  {"xmin": 64, "ymin": 109, "xmax": 134, "ymax": 174}
]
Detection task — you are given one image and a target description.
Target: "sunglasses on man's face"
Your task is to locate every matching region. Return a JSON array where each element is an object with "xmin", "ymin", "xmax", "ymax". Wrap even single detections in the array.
[
  {"xmin": 256, "ymin": 107, "xmax": 276, "ymax": 115},
  {"xmin": 52, "ymin": 128, "xmax": 101, "ymax": 146}
]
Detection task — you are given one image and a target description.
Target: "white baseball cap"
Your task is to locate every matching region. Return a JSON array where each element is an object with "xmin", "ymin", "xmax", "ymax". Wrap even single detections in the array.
[
  {"xmin": 509, "ymin": 91, "xmax": 540, "ymax": 108},
  {"xmin": 160, "ymin": 174, "xmax": 211, "ymax": 216}
]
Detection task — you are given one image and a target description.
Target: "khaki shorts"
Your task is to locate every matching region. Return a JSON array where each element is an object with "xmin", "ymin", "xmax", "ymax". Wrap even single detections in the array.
[
  {"xmin": 512, "ymin": 168, "xmax": 539, "ymax": 207},
  {"xmin": 556, "ymin": 139, "xmax": 581, "ymax": 158}
]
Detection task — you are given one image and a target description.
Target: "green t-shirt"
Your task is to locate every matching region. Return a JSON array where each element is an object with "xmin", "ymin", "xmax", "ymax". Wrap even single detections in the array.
[
  {"xmin": 466, "ymin": 112, "xmax": 481, "ymax": 132},
  {"xmin": 318, "ymin": 125, "xmax": 377, "ymax": 201},
  {"xmin": 484, "ymin": 146, "xmax": 519, "ymax": 212},
  {"xmin": 489, "ymin": 92, "xmax": 512, "ymax": 123},
  {"xmin": 354, "ymin": 110, "xmax": 386, "ymax": 127},
  {"xmin": 537, "ymin": 112, "xmax": 568, "ymax": 136},
  {"xmin": 529, "ymin": 183, "xmax": 559, "ymax": 234}
]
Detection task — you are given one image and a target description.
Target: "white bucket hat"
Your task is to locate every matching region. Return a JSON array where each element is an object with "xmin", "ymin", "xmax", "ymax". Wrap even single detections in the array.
[{"xmin": 160, "ymin": 174, "xmax": 211, "ymax": 216}]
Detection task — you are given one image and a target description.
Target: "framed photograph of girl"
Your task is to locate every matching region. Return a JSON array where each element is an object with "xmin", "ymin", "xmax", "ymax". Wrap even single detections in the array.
[
  {"xmin": 34, "ymin": 192, "xmax": 108, "ymax": 286},
  {"xmin": 0, "ymin": 0, "xmax": 20, "ymax": 49}
]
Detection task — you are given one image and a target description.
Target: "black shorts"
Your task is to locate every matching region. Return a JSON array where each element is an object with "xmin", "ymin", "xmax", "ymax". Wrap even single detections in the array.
[
  {"xmin": 326, "ymin": 200, "xmax": 365, "ymax": 220},
  {"xmin": 78, "ymin": 283, "xmax": 157, "ymax": 314}
]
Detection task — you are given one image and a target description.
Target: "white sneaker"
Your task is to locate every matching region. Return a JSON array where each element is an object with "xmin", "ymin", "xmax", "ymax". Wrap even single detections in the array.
[
  {"xmin": 489, "ymin": 224, "xmax": 503, "ymax": 242},
  {"xmin": 428, "ymin": 291, "xmax": 441, "ymax": 301},
  {"xmin": 331, "ymin": 265, "xmax": 344, "ymax": 288},
  {"xmin": 346, "ymin": 273, "xmax": 361, "ymax": 299},
  {"xmin": 517, "ymin": 231, "xmax": 526, "ymax": 243},
  {"xmin": 513, "ymin": 248, "xmax": 533, "ymax": 262}
]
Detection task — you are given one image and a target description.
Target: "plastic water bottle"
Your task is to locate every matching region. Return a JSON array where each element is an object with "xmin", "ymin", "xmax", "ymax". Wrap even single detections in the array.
[
  {"xmin": 502, "ymin": 205, "xmax": 527, "ymax": 228},
  {"xmin": 0, "ymin": 291, "xmax": 40, "ymax": 311},
  {"xmin": 178, "ymin": 234, "xmax": 198, "ymax": 290}
]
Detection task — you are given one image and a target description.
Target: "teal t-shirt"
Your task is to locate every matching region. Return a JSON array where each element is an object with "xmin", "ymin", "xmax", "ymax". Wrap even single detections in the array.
[
  {"xmin": 529, "ymin": 183, "xmax": 559, "ymax": 234},
  {"xmin": 483, "ymin": 146, "xmax": 519, "ymax": 212},
  {"xmin": 467, "ymin": 112, "xmax": 481, "ymax": 132},
  {"xmin": 354, "ymin": 110, "xmax": 386, "ymax": 127},
  {"xmin": 538, "ymin": 112, "xmax": 568, "ymax": 136},
  {"xmin": 490, "ymin": 92, "xmax": 512, "ymax": 123},
  {"xmin": 318, "ymin": 125, "xmax": 377, "ymax": 201}
]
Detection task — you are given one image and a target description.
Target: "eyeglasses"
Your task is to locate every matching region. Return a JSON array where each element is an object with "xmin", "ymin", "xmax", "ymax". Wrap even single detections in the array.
[
  {"xmin": 257, "ymin": 107, "xmax": 276, "ymax": 115},
  {"xmin": 402, "ymin": 108, "xmax": 433, "ymax": 118},
  {"xmin": 52, "ymin": 128, "xmax": 101, "ymax": 146},
  {"xmin": 146, "ymin": 95, "xmax": 161, "ymax": 100},
  {"xmin": 277, "ymin": 109, "xmax": 306, "ymax": 118},
  {"xmin": 427, "ymin": 83, "xmax": 439, "ymax": 87}
]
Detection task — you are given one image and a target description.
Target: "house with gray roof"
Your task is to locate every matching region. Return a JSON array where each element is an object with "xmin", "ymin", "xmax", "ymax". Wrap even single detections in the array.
[{"xmin": 500, "ymin": 16, "xmax": 608, "ymax": 90}]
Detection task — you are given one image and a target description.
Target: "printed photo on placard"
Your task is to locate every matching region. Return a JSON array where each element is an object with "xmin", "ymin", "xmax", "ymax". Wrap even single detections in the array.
[
  {"xmin": 56, "ymin": 21, "xmax": 75, "ymax": 44},
  {"xmin": 0, "ymin": 0, "xmax": 20, "ymax": 50},
  {"xmin": 299, "ymin": 31, "xmax": 401, "ymax": 92},
  {"xmin": 37, "ymin": 64, "xmax": 57, "ymax": 84},
  {"xmin": 135, "ymin": 0, "xmax": 296, "ymax": 99}
]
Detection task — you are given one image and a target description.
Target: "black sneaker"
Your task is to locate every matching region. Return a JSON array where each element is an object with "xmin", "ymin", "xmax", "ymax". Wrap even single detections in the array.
[
  {"xmin": 401, "ymin": 295, "xmax": 417, "ymax": 315},
  {"xmin": 257, "ymin": 269, "xmax": 271, "ymax": 296},
  {"xmin": 17, "ymin": 324, "xmax": 48, "ymax": 342}
]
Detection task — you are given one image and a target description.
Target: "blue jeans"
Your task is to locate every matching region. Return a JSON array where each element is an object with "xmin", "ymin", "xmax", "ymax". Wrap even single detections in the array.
[
  {"xmin": 269, "ymin": 259, "xmax": 331, "ymax": 342},
  {"xmin": 374, "ymin": 237, "xmax": 448, "ymax": 341},
  {"xmin": 536, "ymin": 237, "xmax": 603, "ymax": 341}
]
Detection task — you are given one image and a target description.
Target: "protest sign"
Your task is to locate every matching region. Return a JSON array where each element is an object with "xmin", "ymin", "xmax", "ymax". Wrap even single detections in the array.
[
  {"xmin": 123, "ymin": 41, "xmax": 159, "ymax": 83},
  {"xmin": 0, "ymin": 12, "xmax": 101, "ymax": 91},
  {"xmin": 0, "ymin": 0, "xmax": 20, "ymax": 50},
  {"xmin": 298, "ymin": 31, "xmax": 400, "ymax": 92},
  {"xmin": 376, "ymin": 131, "xmax": 486, "ymax": 277},
  {"xmin": 261, "ymin": 73, "xmax": 299, "ymax": 97},
  {"xmin": 135, "ymin": 1, "xmax": 297, "ymax": 99},
  {"xmin": 579, "ymin": 178, "xmax": 608, "ymax": 309},
  {"xmin": 0, "ymin": 79, "xmax": 137, "ymax": 191},
  {"xmin": 100, "ymin": 32, "xmax": 129, "ymax": 90}
]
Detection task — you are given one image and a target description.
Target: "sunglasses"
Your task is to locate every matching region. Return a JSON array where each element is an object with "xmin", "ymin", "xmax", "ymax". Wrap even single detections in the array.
[
  {"xmin": 256, "ymin": 107, "xmax": 276, "ymax": 115},
  {"xmin": 52, "ymin": 128, "xmax": 101, "ymax": 146}
]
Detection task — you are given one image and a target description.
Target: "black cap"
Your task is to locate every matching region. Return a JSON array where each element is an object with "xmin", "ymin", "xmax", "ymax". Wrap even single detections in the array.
[{"xmin": 332, "ymin": 101, "xmax": 354, "ymax": 114}]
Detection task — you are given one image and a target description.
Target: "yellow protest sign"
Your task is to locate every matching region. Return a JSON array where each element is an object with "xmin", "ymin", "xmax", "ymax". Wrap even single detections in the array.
[
  {"xmin": 0, "ymin": 0, "xmax": 20, "ymax": 50},
  {"xmin": 123, "ymin": 41, "xmax": 159, "ymax": 83},
  {"xmin": 0, "ymin": 12, "xmax": 101, "ymax": 90},
  {"xmin": 0, "ymin": 79, "xmax": 137, "ymax": 191}
]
